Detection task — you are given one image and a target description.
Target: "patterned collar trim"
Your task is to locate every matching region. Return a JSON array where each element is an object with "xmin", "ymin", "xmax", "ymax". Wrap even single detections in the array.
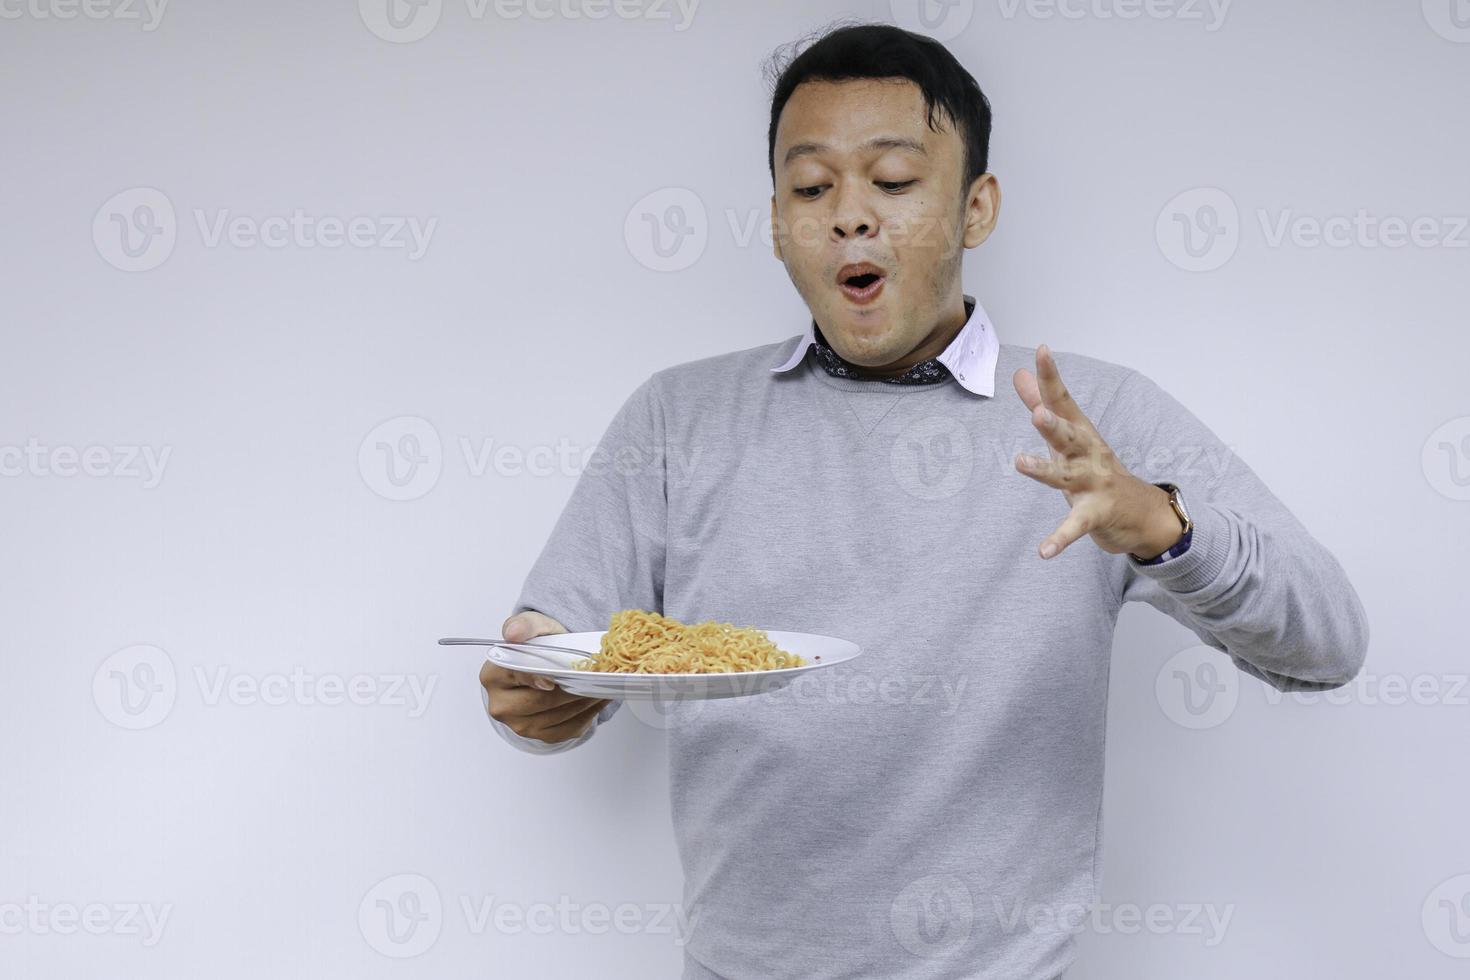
[
  {"xmin": 807, "ymin": 295, "xmax": 976, "ymax": 386},
  {"xmin": 809, "ymin": 324, "xmax": 953, "ymax": 385}
]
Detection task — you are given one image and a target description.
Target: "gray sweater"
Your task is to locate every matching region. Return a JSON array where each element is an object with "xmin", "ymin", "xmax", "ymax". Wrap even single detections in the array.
[{"xmin": 490, "ymin": 336, "xmax": 1369, "ymax": 979}]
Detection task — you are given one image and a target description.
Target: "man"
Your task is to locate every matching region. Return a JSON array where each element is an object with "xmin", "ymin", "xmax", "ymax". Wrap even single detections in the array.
[{"xmin": 480, "ymin": 22, "xmax": 1369, "ymax": 980}]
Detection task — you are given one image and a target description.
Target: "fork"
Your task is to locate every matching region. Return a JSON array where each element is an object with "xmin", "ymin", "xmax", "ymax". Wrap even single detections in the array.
[{"xmin": 437, "ymin": 636, "xmax": 594, "ymax": 667}]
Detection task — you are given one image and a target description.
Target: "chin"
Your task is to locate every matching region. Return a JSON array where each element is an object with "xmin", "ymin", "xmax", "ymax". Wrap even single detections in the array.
[{"xmin": 828, "ymin": 329, "xmax": 898, "ymax": 366}]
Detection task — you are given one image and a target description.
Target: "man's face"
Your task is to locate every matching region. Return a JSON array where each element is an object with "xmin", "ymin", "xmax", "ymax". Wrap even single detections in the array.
[{"xmin": 770, "ymin": 77, "xmax": 996, "ymax": 369}]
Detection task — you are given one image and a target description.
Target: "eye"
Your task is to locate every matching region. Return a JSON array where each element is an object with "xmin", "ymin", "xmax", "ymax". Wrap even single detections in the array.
[{"xmin": 793, "ymin": 180, "xmax": 916, "ymax": 199}]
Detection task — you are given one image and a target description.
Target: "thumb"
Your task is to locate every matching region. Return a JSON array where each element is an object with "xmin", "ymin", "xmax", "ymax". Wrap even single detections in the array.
[{"xmin": 502, "ymin": 609, "xmax": 568, "ymax": 643}]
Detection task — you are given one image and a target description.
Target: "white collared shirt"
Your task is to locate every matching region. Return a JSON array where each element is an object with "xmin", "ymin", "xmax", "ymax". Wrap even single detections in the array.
[{"xmin": 769, "ymin": 292, "xmax": 1000, "ymax": 397}]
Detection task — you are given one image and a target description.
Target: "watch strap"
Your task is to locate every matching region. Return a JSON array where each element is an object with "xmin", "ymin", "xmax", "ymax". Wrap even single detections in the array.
[{"xmin": 1130, "ymin": 482, "xmax": 1193, "ymax": 565}]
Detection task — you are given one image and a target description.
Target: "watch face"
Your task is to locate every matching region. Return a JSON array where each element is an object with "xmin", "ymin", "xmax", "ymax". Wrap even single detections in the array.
[
  {"xmin": 1157, "ymin": 482, "xmax": 1189, "ymax": 526},
  {"xmin": 1172, "ymin": 487, "xmax": 1189, "ymax": 522}
]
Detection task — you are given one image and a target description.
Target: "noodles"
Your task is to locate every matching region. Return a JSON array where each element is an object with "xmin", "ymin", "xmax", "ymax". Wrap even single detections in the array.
[{"xmin": 572, "ymin": 609, "xmax": 805, "ymax": 674}]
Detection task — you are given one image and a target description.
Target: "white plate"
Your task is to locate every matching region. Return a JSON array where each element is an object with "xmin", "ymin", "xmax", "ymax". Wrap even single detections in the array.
[{"xmin": 473, "ymin": 630, "xmax": 861, "ymax": 700}]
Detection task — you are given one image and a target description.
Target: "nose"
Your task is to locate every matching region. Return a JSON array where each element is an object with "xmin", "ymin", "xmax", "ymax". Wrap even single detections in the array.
[{"xmin": 830, "ymin": 182, "xmax": 878, "ymax": 242}]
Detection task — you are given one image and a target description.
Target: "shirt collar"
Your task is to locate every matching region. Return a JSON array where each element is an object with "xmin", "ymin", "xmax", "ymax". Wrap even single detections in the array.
[{"xmin": 769, "ymin": 293, "xmax": 1000, "ymax": 397}]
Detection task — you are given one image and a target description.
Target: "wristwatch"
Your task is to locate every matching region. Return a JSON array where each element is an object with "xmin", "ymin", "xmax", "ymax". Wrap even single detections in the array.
[{"xmin": 1130, "ymin": 482, "xmax": 1193, "ymax": 565}]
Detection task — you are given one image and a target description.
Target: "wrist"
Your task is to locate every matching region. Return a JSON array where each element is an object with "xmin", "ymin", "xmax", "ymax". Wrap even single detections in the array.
[{"xmin": 1131, "ymin": 483, "xmax": 1186, "ymax": 560}]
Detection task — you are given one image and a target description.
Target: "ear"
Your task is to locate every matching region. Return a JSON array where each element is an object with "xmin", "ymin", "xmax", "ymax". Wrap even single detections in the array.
[
  {"xmin": 770, "ymin": 194, "xmax": 784, "ymax": 262},
  {"xmin": 962, "ymin": 173, "xmax": 1001, "ymax": 249}
]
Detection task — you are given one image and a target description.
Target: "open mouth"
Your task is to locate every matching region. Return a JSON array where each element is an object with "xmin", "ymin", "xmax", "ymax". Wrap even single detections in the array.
[{"xmin": 836, "ymin": 263, "xmax": 887, "ymax": 304}]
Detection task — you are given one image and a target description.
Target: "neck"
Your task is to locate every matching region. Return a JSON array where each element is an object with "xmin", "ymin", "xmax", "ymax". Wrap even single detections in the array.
[{"xmin": 828, "ymin": 295, "xmax": 971, "ymax": 378}]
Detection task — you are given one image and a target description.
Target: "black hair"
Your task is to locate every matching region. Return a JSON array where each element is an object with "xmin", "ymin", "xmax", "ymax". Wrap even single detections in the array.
[{"xmin": 764, "ymin": 21, "xmax": 992, "ymax": 201}]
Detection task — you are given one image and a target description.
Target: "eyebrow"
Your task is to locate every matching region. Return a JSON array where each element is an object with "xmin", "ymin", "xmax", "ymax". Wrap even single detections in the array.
[{"xmin": 782, "ymin": 136, "xmax": 928, "ymax": 167}]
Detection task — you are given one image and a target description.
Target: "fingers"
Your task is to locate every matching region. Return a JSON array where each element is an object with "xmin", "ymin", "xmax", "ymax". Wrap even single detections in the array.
[
  {"xmin": 523, "ymin": 695, "xmax": 611, "ymax": 728},
  {"xmin": 1014, "ymin": 450, "xmax": 1073, "ymax": 491},
  {"xmin": 502, "ymin": 609, "xmax": 569, "ymax": 643},
  {"xmin": 1040, "ymin": 505, "xmax": 1093, "ymax": 559},
  {"xmin": 1011, "ymin": 365, "xmax": 1042, "ymax": 413},
  {"xmin": 480, "ymin": 660, "xmax": 557, "ymax": 694},
  {"xmin": 1029, "ymin": 401, "xmax": 1087, "ymax": 456},
  {"xmin": 479, "ymin": 655, "xmax": 599, "ymax": 717},
  {"xmin": 520, "ymin": 698, "xmax": 609, "ymax": 743},
  {"xmin": 505, "ymin": 666, "xmax": 561, "ymax": 692},
  {"xmin": 1034, "ymin": 344, "xmax": 1084, "ymax": 422},
  {"xmin": 484, "ymin": 612, "xmax": 603, "ymax": 743}
]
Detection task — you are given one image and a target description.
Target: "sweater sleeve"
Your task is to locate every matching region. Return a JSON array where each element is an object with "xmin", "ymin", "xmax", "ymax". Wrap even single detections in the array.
[
  {"xmin": 1097, "ymin": 369, "xmax": 1369, "ymax": 691},
  {"xmin": 486, "ymin": 374, "xmax": 668, "ymax": 752}
]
